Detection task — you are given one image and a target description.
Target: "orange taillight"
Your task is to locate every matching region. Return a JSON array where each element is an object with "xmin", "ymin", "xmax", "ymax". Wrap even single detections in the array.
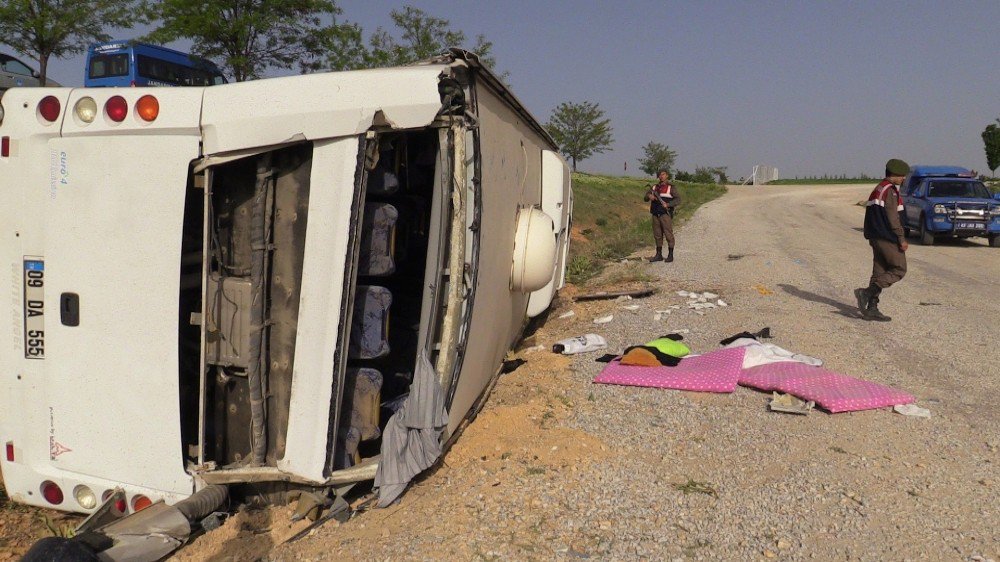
[
  {"xmin": 132, "ymin": 494, "xmax": 152, "ymax": 512},
  {"xmin": 136, "ymin": 95, "xmax": 159, "ymax": 122}
]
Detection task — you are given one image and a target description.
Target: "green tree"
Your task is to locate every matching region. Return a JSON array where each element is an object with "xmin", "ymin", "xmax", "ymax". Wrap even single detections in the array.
[
  {"xmin": 366, "ymin": 6, "xmax": 496, "ymax": 68},
  {"xmin": 328, "ymin": 5, "xmax": 500, "ymax": 74},
  {"xmin": 982, "ymin": 118, "xmax": 1000, "ymax": 177},
  {"xmin": 638, "ymin": 141, "xmax": 677, "ymax": 176},
  {"xmin": 546, "ymin": 101, "xmax": 614, "ymax": 172},
  {"xmin": 0, "ymin": 0, "xmax": 140, "ymax": 85},
  {"xmin": 144, "ymin": 0, "xmax": 359, "ymax": 81}
]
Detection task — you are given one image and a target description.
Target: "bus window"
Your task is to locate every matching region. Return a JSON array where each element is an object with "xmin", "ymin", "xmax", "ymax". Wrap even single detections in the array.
[{"xmin": 88, "ymin": 54, "xmax": 129, "ymax": 79}]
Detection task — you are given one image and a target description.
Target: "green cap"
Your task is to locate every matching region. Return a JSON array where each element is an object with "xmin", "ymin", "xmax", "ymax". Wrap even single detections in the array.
[{"xmin": 885, "ymin": 158, "xmax": 910, "ymax": 176}]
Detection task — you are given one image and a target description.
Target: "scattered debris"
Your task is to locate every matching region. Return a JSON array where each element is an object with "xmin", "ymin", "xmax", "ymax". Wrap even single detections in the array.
[
  {"xmin": 593, "ymin": 315, "xmax": 614, "ymax": 325},
  {"xmin": 557, "ymin": 310, "xmax": 576, "ymax": 319},
  {"xmin": 918, "ymin": 302, "xmax": 942, "ymax": 306},
  {"xmin": 552, "ymin": 334, "xmax": 607, "ymax": 355},
  {"xmin": 521, "ymin": 344, "xmax": 546, "ymax": 353},
  {"xmin": 769, "ymin": 392, "xmax": 815, "ymax": 415},
  {"xmin": 672, "ymin": 479, "xmax": 718, "ymax": 497},
  {"xmin": 615, "ymin": 295, "xmax": 633, "ymax": 302},
  {"xmin": 894, "ymin": 404, "xmax": 931, "ymax": 418},
  {"xmin": 752, "ymin": 284, "xmax": 774, "ymax": 296},
  {"xmin": 501, "ymin": 359, "xmax": 527, "ymax": 374},
  {"xmin": 727, "ymin": 254, "xmax": 746, "ymax": 261},
  {"xmin": 621, "ymin": 304, "xmax": 641, "ymax": 312},
  {"xmin": 575, "ymin": 288, "xmax": 657, "ymax": 301},
  {"xmin": 717, "ymin": 299, "xmax": 728, "ymax": 307},
  {"xmin": 653, "ymin": 310, "xmax": 672, "ymax": 321}
]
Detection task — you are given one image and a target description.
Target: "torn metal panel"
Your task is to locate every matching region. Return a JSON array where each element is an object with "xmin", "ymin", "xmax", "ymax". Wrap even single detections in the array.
[{"xmin": 201, "ymin": 66, "xmax": 448, "ymax": 154}]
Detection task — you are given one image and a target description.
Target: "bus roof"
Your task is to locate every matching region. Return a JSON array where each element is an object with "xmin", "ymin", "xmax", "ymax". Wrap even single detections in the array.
[{"xmin": 89, "ymin": 40, "xmax": 222, "ymax": 69}]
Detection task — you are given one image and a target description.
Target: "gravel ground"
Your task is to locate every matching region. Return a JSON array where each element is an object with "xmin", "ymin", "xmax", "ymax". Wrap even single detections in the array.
[{"xmin": 267, "ymin": 183, "xmax": 998, "ymax": 561}]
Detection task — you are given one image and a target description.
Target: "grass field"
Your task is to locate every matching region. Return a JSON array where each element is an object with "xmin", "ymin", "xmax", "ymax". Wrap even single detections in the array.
[{"xmin": 567, "ymin": 173, "xmax": 726, "ymax": 284}]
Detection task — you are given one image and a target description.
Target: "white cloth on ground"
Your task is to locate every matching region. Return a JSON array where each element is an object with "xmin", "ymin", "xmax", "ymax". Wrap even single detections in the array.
[{"xmin": 722, "ymin": 337, "xmax": 823, "ymax": 369}]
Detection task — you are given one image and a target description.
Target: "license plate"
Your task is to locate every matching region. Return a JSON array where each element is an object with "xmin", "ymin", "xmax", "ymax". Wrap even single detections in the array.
[
  {"xmin": 957, "ymin": 222, "xmax": 984, "ymax": 229},
  {"xmin": 23, "ymin": 258, "xmax": 44, "ymax": 360}
]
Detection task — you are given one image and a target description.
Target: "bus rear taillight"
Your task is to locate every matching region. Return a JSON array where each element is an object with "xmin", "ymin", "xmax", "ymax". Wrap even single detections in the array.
[
  {"xmin": 74, "ymin": 485, "xmax": 97, "ymax": 510},
  {"xmin": 41, "ymin": 481, "xmax": 64, "ymax": 505},
  {"xmin": 38, "ymin": 96, "xmax": 61, "ymax": 122},
  {"xmin": 1, "ymin": 138, "xmax": 8, "ymax": 158},
  {"xmin": 132, "ymin": 494, "xmax": 152, "ymax": 512},
  {"xmin": 4, "ymin": 441, "xmax": 13, "ymax": 462},
  {"xmin": 102, "ymin": 490, "xmax": 128, "ymax": 514},
  {"xmin": 136, "ymin": 95, "xmax": 159, "ymax": 122},
  {"xmin": 105, "ymin": 96, "xmax": 128, "ymax": 122},
  {"xmin": 74, "ymin": 97, "xmax": 98, "ymax": 124}
]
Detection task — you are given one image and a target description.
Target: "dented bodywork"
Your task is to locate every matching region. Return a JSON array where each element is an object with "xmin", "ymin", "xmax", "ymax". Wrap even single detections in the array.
[{"xmin": 0, "ymin": 50, "xmax": 572, "ymax": 527}]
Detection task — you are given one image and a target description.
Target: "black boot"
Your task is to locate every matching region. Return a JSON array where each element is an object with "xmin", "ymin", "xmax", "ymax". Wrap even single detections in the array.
[
  {"xmin": 862, "ymin": 288, "xmax": 891, "ymax": 322},
  {"xmin": 854, "ymin": 282, "xmax": 879, "ymax": 315},
  {"xmin": 665, "ymin": 247, "xmax": 674, "ymax": 262},
  {"xmin": 649, "ymin": 247, "xmax": 663, "ymax": 262}
]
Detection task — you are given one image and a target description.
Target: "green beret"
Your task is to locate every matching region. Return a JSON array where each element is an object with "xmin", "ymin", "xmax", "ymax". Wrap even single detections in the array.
[{"xmin": 885, "ymin": 158, "xmax": 910, "ymax": 176}]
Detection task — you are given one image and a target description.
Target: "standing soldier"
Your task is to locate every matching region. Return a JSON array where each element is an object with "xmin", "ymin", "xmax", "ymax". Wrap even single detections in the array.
[
  {"xmin": 644, "ymin": 169, "xmax": 681, "ymax": 262},
  {"xmin": 855, "ymin": 158, "xmax": 910, "ymax": 321}
]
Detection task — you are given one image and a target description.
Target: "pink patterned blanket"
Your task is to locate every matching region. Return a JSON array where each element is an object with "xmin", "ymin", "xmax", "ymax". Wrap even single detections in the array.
[
  {"xmin": 593, "ymin": 347, "xmax": 746, "ymax": 393},
  {"xmin": 738, "ymin": 361, "xmax": 914, "ymax": 413},
  {"xmin": 594, "ymin": 347, "xmax": 914, "ymax": 413}
]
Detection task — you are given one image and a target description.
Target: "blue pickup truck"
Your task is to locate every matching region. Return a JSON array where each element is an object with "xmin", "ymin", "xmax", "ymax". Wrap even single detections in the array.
[{"xmin": 899, "ymin": 166, "xmax": 1000, "ymax": 247}]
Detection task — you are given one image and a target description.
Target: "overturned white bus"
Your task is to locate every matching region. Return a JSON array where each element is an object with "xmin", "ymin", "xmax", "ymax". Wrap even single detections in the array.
[{"xmin": 0, "ymin": 50, "xmax": 571, "ymax": 535}]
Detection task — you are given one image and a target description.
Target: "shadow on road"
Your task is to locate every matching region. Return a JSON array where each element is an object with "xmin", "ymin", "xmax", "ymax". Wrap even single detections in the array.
[{"xmin": 777, "ymin": 284, "xmax": 860, "ymax": 319}]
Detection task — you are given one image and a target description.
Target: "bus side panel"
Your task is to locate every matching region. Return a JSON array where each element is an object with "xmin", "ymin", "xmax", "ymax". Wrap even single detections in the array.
[
  {"xmin": 278, "ymin": 137, "xmax": 360, "ymax": 481},
  {"xmin": 41, "ymin": 136, "xmax": 198, "ymax": 495},
  {"xmin": 446, "ymin": 86, "xmax": 549, "ymax": 433}
]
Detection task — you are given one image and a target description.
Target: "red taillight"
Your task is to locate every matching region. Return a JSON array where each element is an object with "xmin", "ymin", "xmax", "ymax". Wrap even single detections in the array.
[
  {"xmin": 1, "ymin": 137, "xmax": 8, "ymax": 158},
  {"xmin": 136, "ymin": 95, "xmax": 159, "ymax": 122},
  {"xmin": 105, "ymin": 96, "xmax": 128, "ymax": 122},
  {"xmin": 38, "ymin": 96, "xmax": 61, "ymax": 122},
  {"xmin": 132, "ymin": 495, "xmax": 152, "ymax": 512},
  {"xmin": 41, "ymin": 481, "xmax": 64, "ymax": 505},
  {"xmin": 4, "ymin": 441, "xmax": 13, "ymax": 462},
  {"xmin": 102, "ymin": 490, "xmax": 128, "ymax": 513}
]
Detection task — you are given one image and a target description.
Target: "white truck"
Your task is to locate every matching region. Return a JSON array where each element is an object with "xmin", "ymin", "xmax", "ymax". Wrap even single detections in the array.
[{"xmin": 0, "ymin": 50, "xmax": 571, "ymax": 558}]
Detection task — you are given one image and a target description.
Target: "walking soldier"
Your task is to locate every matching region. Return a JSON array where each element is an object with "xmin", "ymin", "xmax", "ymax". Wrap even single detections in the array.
[{"xmin": 855, "ymin": 158, "xmax": 910, "ymax": 321}]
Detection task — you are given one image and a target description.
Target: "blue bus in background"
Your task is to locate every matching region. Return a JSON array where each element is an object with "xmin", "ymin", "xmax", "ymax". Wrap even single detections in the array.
[{"xmin": 85, "ymin": 41, "xmax": 227, "ymax": 87}]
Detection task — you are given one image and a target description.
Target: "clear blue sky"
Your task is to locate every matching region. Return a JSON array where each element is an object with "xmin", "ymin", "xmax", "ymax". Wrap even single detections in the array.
[{"xmin": 30, "ymin": 0, "xmax": 1000, "ymax": 179}]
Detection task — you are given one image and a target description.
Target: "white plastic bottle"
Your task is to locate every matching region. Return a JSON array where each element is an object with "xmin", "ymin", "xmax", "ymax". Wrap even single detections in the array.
[{"xmin": 552, "ymin": 334, "xmax": 607, "ymax": 354}]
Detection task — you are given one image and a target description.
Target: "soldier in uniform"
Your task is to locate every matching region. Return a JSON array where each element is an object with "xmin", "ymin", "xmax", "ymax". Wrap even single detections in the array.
[
  {"xmin": 644, "ymin": 169, "xmax": 681, "ymax": 262},
  {"xmin": 855, "ymin": 158, "xmax": 910, "ymax": 321}
]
